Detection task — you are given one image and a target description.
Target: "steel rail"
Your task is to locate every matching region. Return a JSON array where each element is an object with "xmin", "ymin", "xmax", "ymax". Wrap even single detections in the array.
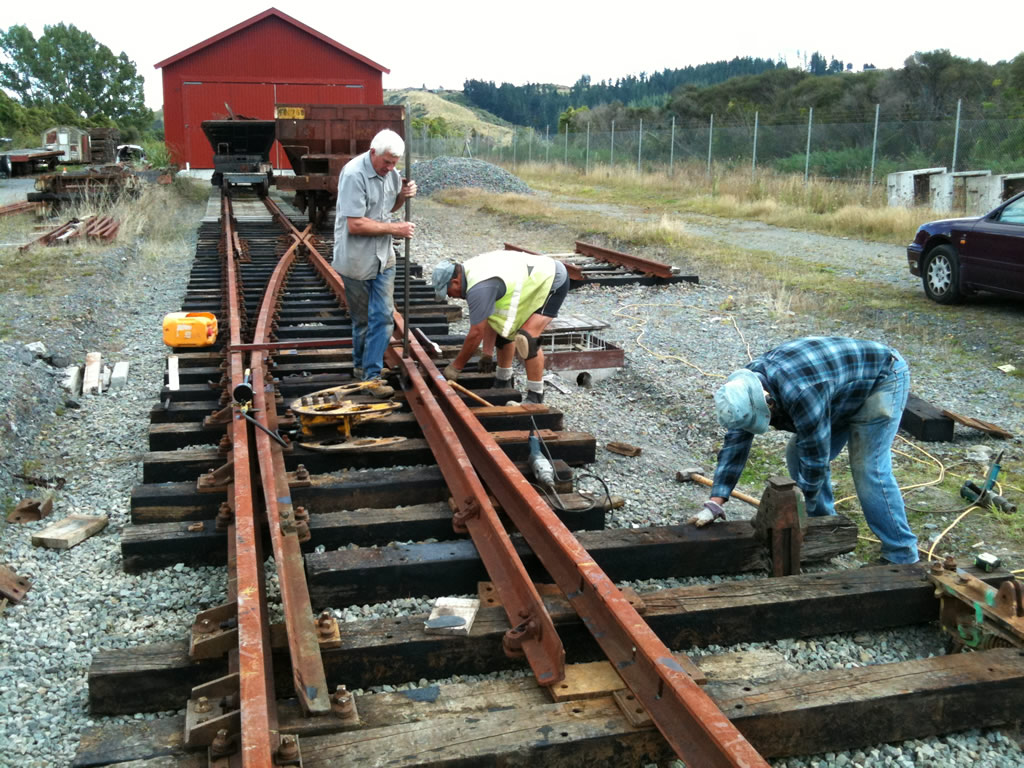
[
  {"xmin": 222, "ymin": 193, "xmax": 278, "ymax": 766},
  {"xmin": 386, "ymin": 325, "xmax": 769, "ymax": 765},
  {"xmin": 574, "ymin": 240, "xmax": 675, "ymax": 279},
  {"xmin": 247, "ymin": 220, "xmax": 332, "ymax": 716},
  {"xmin": 287, "ymin": 211, "xmax": 565, "ymax": 686}
]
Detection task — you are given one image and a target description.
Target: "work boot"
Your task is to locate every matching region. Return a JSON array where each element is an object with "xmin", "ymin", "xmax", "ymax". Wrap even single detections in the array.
[
  {"xmin": 525, "ymin": 389, "xmax": 544, "ymax": 404},
  {"xmin": 364, "ymin": 379, "xmax": 394, "ymax": 399},
  {"xmin": 351, "ymin": 366, "xmax": 363, "ymax": 380},
  {"xmin": 494, "ymin": 375, "xmax": 516, "ymax": 390}
]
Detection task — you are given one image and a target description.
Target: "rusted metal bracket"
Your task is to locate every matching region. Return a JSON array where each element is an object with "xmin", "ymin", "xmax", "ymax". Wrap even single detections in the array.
[
  {"xmin": 197, "ymin": 461, "xmax": 235, "ymax": 493},
  {"xmin": 930, "ymin": 561, "xmax": 1024, "ymax": 651},
  {"xmin": 203, "ymin": 405, "xmax": 234, "ymax": 428},
  {"xmin": 315, "ymin": 610, "xmax": 341, "ymax": 649},
  {"xmin": 752, "ymin": 476, "xmax": 807, "ymax": 577},
  {"xmin": 0, "ymin": 565, "xmax": 31, "ymax": 603},
  {"xmin": 7, "ymin": 497, "xmax": 53, "ymax": 523},
  {"xmin": 189, "ymin": 602, "xmax": 238, "ymax": 660},
  {"xmin": 185, "ymin": 672, "xmax": 240, "ymax": 748}
]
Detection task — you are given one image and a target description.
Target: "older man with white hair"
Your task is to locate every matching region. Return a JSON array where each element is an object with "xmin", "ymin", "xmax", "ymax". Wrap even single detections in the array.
[
  {"xmin": 333, "ymin": 129, "xmax": 417, "ymax": 398},
  {"xmin": 695, "ymin": 336, "xmax": 919, "ymax": 566}
]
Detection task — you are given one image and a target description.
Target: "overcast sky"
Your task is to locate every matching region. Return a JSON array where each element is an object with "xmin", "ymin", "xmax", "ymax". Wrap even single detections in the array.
[{"xmin": 9, "ymin": 1, "xmax": 1024, "ymax": 111}]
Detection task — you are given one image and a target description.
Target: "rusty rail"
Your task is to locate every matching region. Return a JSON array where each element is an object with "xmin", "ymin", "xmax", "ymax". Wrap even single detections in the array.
[
  {"xmin": 222, "ymin": 193, "xmax": 279, "ymax": 767},
  {"xmin": 0, "ymin": 200, "xmax": 43, "ymax": 218},
  {"xmin": 574, "ymin": 240, "xmax": 676, "ymax": 278},
  {"xmin": 247, "ymin": 218, "xmax": 332, "ymax": 715}
]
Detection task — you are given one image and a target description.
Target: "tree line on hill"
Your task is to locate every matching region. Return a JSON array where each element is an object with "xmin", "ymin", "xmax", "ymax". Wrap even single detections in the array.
[{"xmin": 461, "ymin": 50, "xmax": 1024, "ymax": 132}]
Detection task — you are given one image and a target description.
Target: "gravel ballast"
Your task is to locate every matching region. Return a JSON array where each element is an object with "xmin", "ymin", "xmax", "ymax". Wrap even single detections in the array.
[
  {"xmin": 411, "ymin": 156, "xmax": 533, "ymax": 197},
  {"xmin": 0, "ymin": 176, "xmax": 1022, "ymax": 767}
]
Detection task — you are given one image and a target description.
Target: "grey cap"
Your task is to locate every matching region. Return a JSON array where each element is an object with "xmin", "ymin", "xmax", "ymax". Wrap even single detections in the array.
[
  {"xmin": 714, "ymin": 368, "xmax": 770, "ymax": 434},
  {"xmin": 431, "ymin": 260, "xmax": 456, "ymax": 302}
]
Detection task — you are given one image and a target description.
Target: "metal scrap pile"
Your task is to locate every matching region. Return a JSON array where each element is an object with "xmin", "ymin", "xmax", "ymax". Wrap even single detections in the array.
[{"xmin": 19, "ymin": 215, "xmax": 120, "ymax": 250}]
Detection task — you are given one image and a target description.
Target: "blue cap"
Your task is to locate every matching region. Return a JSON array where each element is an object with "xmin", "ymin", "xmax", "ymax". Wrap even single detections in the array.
[
  {"xmin": 714, "ymin": 369, "xmax": 770, "ymax": 434},
  {"xmin": 432, "ymin": 261, "xmax": 456, "ymax": 302}
]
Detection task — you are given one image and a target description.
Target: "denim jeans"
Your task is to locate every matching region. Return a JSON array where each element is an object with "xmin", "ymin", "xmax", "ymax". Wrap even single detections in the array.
[
  {"xmin": 786, "ymin": 353, "xmax": 918, "ymax": 563},
  {"xmin": 341, "ymin": 266, "xmax": 395, "ymax": 381}
]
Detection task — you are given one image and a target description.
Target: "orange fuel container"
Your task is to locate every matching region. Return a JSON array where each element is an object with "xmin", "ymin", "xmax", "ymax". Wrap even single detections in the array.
[{"xmin": 162, "ymin": 312, "xmax": 218, "ymax": 347}]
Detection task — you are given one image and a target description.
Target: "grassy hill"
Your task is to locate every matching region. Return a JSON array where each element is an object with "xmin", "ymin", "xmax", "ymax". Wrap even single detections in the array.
[{"xmin": 385, "ymin": 89, "xmax": 515, "ymax": 142}]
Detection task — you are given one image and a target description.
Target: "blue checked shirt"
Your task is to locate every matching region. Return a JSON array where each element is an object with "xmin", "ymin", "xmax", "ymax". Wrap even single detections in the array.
[{"xmin": 710, "ymin": 337, "xmax": 898, "ymax": 506}]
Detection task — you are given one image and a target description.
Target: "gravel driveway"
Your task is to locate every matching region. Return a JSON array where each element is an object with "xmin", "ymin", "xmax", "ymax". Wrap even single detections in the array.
[{"xmin": 0, "ymin": 176, "xmax": 1022, "ymax": 767}]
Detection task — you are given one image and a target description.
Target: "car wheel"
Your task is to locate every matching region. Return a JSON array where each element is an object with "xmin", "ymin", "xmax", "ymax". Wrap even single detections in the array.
[{"xmin": 922, "ymin": 244, "xmax": 963, "ymax": 304}]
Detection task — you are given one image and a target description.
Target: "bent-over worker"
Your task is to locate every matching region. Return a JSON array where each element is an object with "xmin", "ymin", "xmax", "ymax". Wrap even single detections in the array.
[
  {"xmin": 697, "ymin": 336, "xmax": 919, "ymax": 565},
  {"xmin": 431, "ymin": 251, "xmax": 569, "ymax": 403},
  {"xmin": 333, "ymin": 129, "xmax": 417, "ymax": 399}
]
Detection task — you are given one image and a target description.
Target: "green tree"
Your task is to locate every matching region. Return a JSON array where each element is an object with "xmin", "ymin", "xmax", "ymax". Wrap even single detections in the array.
[{"xmin": 0, "ymin": 23, "xmax": 151, "ymax": 131}]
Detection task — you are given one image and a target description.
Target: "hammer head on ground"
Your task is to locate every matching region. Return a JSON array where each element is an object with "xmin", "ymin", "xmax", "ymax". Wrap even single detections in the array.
[{"xmin": 675, "ymin": 467, "xmax": 705, "ymax": 483}]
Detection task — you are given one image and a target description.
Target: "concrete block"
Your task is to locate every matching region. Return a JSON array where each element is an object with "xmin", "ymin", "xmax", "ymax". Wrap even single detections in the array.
[
  {"xmin": 62, "ymin": 365, "xmax": 82, "ymax": 396},
  {"xmin": 109, "ymin": 361, "xmax": 130, "ymax": 390}
]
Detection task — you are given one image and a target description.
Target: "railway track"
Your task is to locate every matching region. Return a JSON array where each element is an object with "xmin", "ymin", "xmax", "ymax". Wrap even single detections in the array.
[{"xmin": 76, "ymin": 190, "xmax": 1024, "ymax": 768}]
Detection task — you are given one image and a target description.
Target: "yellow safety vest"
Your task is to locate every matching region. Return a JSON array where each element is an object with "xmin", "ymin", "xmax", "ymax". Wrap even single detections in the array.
[{"xmin": 463, "ymin": 250, "xmax": 556, "ymax": 338}]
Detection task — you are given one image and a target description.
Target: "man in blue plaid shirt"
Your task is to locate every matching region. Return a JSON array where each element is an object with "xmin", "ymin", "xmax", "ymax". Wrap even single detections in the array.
[{"xmin": 695, "ymin": 336, "xmax": 919, "ymax": 565}]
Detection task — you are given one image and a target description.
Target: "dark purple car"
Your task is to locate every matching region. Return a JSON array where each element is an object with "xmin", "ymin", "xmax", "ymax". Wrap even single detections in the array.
[{"xmin": 907, "ymin": 190, "xmax": 1024, "ymax": 304}]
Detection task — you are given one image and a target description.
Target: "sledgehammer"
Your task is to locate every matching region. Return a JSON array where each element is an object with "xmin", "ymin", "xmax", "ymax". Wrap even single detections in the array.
[{"xmin": 675, "ymin": 467, "xmax": 761, "ymax": 508}]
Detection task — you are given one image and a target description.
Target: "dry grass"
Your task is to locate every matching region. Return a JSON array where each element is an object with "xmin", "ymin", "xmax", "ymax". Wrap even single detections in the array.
[
  {"xmin": 511, "ymin": 161, "xmax": 940, "ymax": 245},
  {"xmin": 0, "ymin": 178, "xmax": 206, "ymax": 295}
]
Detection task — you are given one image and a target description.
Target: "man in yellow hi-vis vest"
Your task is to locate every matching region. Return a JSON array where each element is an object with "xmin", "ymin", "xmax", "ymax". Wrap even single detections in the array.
[{"xmin": 432, "ymin": 251, "xmax": 569, "ymax": 403}]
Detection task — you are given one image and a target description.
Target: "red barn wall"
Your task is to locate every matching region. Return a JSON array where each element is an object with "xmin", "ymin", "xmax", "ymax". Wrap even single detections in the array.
[{"xmin": 161, "ymin": 16, "xmax": 383, "ymax": 168}]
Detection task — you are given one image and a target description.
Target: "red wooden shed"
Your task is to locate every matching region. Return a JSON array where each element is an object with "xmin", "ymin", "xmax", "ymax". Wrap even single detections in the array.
[{"xmin": 155, "ymin": 7, "xmax": 388, "ymax": 169}]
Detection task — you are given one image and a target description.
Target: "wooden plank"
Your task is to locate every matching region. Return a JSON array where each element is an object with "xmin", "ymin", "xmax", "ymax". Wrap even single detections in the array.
[
  {"xmin": 146, "ymin": 406, "xmax": 566, "ymax": 450},
  {"xmin": 82, "ymin": 351, "xmax": 103, "ymax": 395},
  {"xmin": 304, "ymin": 516, "xmax": 858, "ymax": 607},
  {"xmin": 166, "ymin": 355, "xmax": 179, "ymax": 392},
  {"xmin": 79, "ymin": 649, "xmax": 1024, "ymax": 767},
  {"xmin": 121, "ymin": 494, "xmax": 607, "ymax": 571},
  {"xmin": 141, "ymin": 432, "xmax": 596, "ymax": 484},
  {"xmin": 900, "ymin": 393, "xmax": 954, "ymax": 442},
  {"xmin": 87, "ymin": 564, "xmax": 1004, "ymax": 717},
  {"xmin": 941, "ymin": 408, "xmax": 1014, "ymax": 439},
  {"xmin": 31, "ymin": 514, "xmax": 107, "ymax": 549}
]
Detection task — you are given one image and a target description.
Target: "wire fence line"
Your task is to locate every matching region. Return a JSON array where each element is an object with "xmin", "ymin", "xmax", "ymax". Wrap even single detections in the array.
[{"xmin": 412, "ymin": 106, "xmax": 1024, "ymax": 184}]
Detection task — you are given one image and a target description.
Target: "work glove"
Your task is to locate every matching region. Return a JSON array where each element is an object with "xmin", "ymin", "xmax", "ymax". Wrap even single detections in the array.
[
  {"xmin": 687, "ymin": 500, "xmax": 726, "ymax": 527},
  {"xmin": 477, "ymin": 353, "xmax": 495, "ymax": 374},
  {"xmin": 443, "ymin": 363, "xmax": 461, "ymax": 381}
]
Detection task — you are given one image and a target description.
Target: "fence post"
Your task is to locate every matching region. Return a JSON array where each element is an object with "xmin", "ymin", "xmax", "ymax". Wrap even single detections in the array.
[
  {"xmin": 528, "ymin": 130, "xmax": 533, "ymax": 164},
  {"xmin": 564, "ymin": 123, "xmax": 569, "ymax": 166},
  {"xmin": 545, "ymin": 125, "xmax": 550, "ymax": 164},
  {"xmin": 585, "ymin": 121, "xmax": 591, "ymax": 175},
  {"xmin": 951, "ymin": 98, "xmax": 962, "ymax": 173},
  {"xmin": 869, "ymin": 103, "xmax": 880, "ymax": 189},
  {"xmin": 513, "ymin": 129, "xmax": 517, "ymax": 168},
  {"xmin": 637, "ymin": 118, "xmax": 643, "ymax": 173},
  {"xmin": 752, "ymin": 111, "xmax": 759, "ymax": 179},
  {"xmin": 610, "ymin": 120, "xmax": 615, "ymax": 168},
  {"xmin": 803, "ymin": 107, "xmax": 813, "ymax": 185},
  {"xmin": 670, "ymin": 116, "xmax": 675, "ymax": 175},
  {"xmin": 706, "ymin": 114, "xmax": 714, "ymax": 177}
]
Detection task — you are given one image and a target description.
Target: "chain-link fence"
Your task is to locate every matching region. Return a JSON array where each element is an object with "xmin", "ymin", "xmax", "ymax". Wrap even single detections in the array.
[{"xmin": 412, "ymin": 106, "xmax": 1024, "ymax": 184}]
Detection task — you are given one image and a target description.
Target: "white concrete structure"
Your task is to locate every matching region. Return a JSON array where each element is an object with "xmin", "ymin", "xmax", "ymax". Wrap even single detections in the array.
[
  {"xmin": 886, "ymin": 168, "xmax": 946, "ymax": 208},
  {"xmin": 966, "ymin": 172, "xmax": 1024, "ymax": 214}
]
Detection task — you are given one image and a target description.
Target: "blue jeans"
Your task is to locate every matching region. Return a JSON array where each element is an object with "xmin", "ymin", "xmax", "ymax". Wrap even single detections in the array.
[
  {"xmin": 786, "ymin": 353, "xmax": 918, "ymax": 563},
  {"xmin": 341, "ymin": 266, "xmax": 395, "ymax": 380}
]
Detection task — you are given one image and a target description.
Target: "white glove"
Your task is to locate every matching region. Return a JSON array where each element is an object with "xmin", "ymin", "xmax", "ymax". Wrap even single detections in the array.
[{"xmin": 688, "ymin": 500, "xmax": 726, "ymax": 527}]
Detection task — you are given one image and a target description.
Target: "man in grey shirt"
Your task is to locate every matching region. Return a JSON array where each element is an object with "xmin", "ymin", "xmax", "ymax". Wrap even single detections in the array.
[{"xmin": 333, "ymin": 129, "xmax": 417, "ymax": 398}]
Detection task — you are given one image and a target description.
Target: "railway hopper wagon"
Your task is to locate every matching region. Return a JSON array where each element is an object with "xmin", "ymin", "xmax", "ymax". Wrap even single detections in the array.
[
  {"xmin": 201, "ymin": 117, "xmax": 277, "ymax": 195},
  {"xmin": 274, "ymin": 103, "xmax": 405, "ymax": 229}
]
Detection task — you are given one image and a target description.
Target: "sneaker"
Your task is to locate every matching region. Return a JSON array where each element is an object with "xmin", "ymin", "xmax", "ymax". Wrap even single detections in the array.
[
  {"xmin": 525, "ymin": 390, "xmax": 544, "ymax": 404},
  {"xmin": 351, "ymin": 366, "xmax": 363, "ymax": 380},
  {"xmin": 364, "ymin": 379, "xmax": 394, "ymax": 399},
  {"xmin": 860, "ymin": 557, "xmax": 894, "ymax": 568},
  {"xmin": 494, "ymin": 376, "xmax": 516, "ymax": 389}
]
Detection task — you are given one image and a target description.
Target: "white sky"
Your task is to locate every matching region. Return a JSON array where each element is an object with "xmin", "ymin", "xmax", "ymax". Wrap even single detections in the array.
[{"xmin": 8, "ymin": 1, "xmax": 1023, "ymax": 111}]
